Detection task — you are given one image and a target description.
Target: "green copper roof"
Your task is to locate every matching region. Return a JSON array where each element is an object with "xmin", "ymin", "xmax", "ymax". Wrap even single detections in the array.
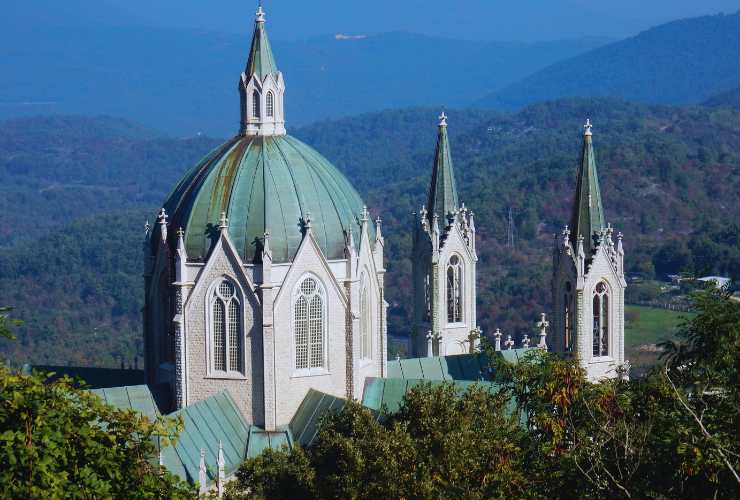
[
  {"xmin": 570, "ymin": 122, "xmax": 605, "ymax": 257},
  {"xmin": 426, "ymin": 117, "xmax": 459, "ymax": 219},
  {"xmin": 163, "ymin": 134, "xmax": 371, "ymax": 263},
  {"xmin": 245, "ymin": 9, "xmax": 279, "ymax": 81},
  {"xmin": 290, "ymin": 389, "xmax": 346, "ymax": 447}
]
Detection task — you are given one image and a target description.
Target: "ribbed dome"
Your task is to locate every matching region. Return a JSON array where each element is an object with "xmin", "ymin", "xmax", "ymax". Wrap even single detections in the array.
[{"xmin": 163, "ymin": 135, "xmax": 371, "ymax": 263}]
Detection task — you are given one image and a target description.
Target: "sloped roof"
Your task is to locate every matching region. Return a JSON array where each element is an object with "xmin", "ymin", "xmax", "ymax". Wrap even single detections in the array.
[
  {"xmin": 570, "ymin": 123, "xmax": 606, "ymax": 257},
  {"xmin": 245, "ymin": 8, "xmax": 279, "ymax": 81},
  {"xmin": 90, "ymin": 384, "xmax": 161, "ymax": 420},
  {"xmin": 426, "ymin": 118, "xmax": 459, "ymax": 220},
  {"xmin": 289, "ymin": 389, "xmax": 346, "ymax": 447},
  {"xmin": 386, "ymin": 350, "xmax": 531, "ymax": 382}
]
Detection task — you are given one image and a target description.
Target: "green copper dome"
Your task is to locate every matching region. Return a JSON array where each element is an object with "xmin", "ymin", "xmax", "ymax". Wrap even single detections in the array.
[{"xmin": 163, "ymin": 135, "xmax": 370, "ymax": 263}]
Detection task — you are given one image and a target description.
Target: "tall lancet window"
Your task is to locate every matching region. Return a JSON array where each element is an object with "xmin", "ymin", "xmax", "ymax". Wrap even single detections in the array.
[
  {"xmin": 266, "ymin": 91, "xmax": 274, "ymax": 118},
  {"xmin": 564, "ymin": 282, "xmax": 574, "ymax": 352},
  {"xmin": 361, "ymin": 283, "xmax": 372, "ymax": 360},
  {"xmin": 252, "ymin": 90, "xmax": 261, "ymax": 118},
  {"xmin": 210, "ymin": 279, "xmax": 243, "ymax": 374},
  {"xmin": 592, "ymin": 281, "xmax": 610, "ymax": 357},
  {"xmin": 294, "ymin": 276, "xmax": 326, "ymax": 372},
  {"xmin": 447, "ymin": 255, "xmax": 463, "ymax": 323}
]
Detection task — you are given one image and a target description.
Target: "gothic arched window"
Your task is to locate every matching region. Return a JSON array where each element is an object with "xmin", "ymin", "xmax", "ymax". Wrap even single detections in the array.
[
  {"xmin": 361, "ymin": 283, "xmax": 372, "ymax": 360},
  {"xmin": 294, "ymin": 276, "xmax": 326, "ymax": 372},
  {"xmin": 592, "ymin": 281, "xmax": 609, "ymax": 357},
  {"xmin": 266, "ymin": 91, "xmax": 274, "ymax": 118},
  {"xmin": 210, "ymin": 279, "xmax": 243, "ymax": 374},
  {"xmin": 447, "ymin": 255, "xmax": 463, "ymax": 323},
  {"xmin": 564, "ymin": 282, "xmax": 574, "ymax": 352},
  {"xmin": 252, "ymin": 90, "xmax": 261, "ymax": 118}
]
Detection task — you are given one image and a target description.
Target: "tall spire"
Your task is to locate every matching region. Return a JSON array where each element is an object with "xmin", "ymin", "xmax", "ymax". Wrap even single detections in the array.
[
  {"xmin": 239, "ymin": 4, "xmax": 286, "ymax": 136},
  {"xmin": 426, "ymin": 112, "xmax": 459, "ymax": 221},
  {"xmin": 570, "ymin": 118, "xmax": 605, "ymax": 258},
  {"xmin": 245, "ymin": 5, "xmax": 279, "ymax": 81}
]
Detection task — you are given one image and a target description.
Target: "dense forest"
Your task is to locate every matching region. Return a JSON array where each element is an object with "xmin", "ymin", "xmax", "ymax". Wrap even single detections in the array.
[
  {"xmin": 0, "ymin": 96, "xmax": 738, "ymax": 367},
  {"xmin": 477, "ymin": 11, "xmax": 740, "ymax": 110}
]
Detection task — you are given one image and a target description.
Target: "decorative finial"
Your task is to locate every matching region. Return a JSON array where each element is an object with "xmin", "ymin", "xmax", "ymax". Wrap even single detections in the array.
[
  {"xmin": 256, "ymin": 3, "xmax": 265, "ymax": 23},
  {"xmin": 144, "ymin": 220, "xmax": 151, "ymax": 237},
  {"xmin": 522, "ymin": 334, "xmax": 531, "ymax": 349},
  {"xmin": 584, "ymin": 118, "xmax": 593, "ymax": 137},
  {"xmin": 439, "ymin": 111, "xmax": 448, "ymax": 127},
  {"xmin": 360, "ymin": 205, "xmax": 369, "ymax": 223},
  {"xmin": 494, "ymin": 328, "xmax": 502, "ymax": 351},
  {"xmin": 504, "ymin": 334, "xmax": 515, "ymax": 350},
  {"xmin": 305, "ymin": 212, "xmax": 312, "ymax": 229},
  {"xmin": 537, "ymin": 313, "xmax": 549, "ymax": 350},
  {"xmin": 218, "ymin": 211, "xmax": 229, "ymax": 231},
  {"xmin": 176, "ymin": 227, "xmax": 184, "ymax": 238},
  {"xmin": 157, "ymin": 208, "xmax": 168, "ymax": 241}
]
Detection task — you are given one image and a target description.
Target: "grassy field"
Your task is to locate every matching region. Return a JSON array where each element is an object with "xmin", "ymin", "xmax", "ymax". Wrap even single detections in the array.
[{"xmin": 624, "ymin": 305, "xmax": 692, "ymax": 373}]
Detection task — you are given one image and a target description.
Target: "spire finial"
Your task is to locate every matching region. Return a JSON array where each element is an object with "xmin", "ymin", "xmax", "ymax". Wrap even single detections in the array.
[
  {"xmin": 537, "ymin": 313, "xmax": 549, "ymax": 350},
  {"xmin": 360, "ymin": 205, "xmax": 369, "ymax": 223},
  {"xmin": 256, "ymin": 2, "xmax": 265, "ymax": 23},
  {"xmin": 584, "ymin": 118, "xmax": 593, "ymax": 137},
  {"xmin": 439, "ymin": 111, "xmax": 448, "ymax": 127}
]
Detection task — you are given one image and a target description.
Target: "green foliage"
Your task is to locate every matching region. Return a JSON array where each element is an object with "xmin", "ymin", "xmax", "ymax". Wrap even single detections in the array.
[
  {"xmin": 0, "ymin": 307, "xmax": 21, "ymax": 341},
  {"xmin": 1, "ymin": 97, "xmax": 739, "ymax": 368},
  {"xmin": 230, "ymin": 289, "xmax": 739, "ymax": 499},
  {"xmin": 0, "ymin": 365, "xmax": 194, "ymax": 498}
]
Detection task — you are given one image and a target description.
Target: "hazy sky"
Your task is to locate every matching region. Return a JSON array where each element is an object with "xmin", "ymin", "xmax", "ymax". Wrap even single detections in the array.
[{"xmin": 6, "ymin": 0, "xmax": 740, "ymax": 41}]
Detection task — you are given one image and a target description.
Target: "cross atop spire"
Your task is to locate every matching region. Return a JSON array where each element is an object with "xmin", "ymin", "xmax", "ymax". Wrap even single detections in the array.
[
  {"xmin": 244, "ymin": 3, "xmax": 279, "ymax": 81},
  {"xmin": 439, "ymin": 111, "xmax": 448, "ymax": 127},
  {"xmin": 256, "ymin": 4, "xmax": 265, "ymax": 23}
]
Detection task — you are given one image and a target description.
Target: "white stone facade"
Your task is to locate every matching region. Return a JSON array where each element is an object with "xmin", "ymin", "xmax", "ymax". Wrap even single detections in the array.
[{"xmin": 146, "ymin": 215, "xmax": 386, "ymax": 430}]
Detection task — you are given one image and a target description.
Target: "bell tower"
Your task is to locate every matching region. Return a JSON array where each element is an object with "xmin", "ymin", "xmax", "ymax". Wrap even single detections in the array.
[
  {"xmin": 552, "ymin": 119, "xmax": 627, "ymax": 380},
  {"xmin": 412, "ymin": 113, "xmax": 478, "ymax": 357}
]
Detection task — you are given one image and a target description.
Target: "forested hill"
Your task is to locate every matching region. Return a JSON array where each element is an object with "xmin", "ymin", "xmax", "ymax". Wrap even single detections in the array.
[
  {"xmin": 475, "ymin": 11, "xmax": 740, "ymax": 110},
  {"xmin": 705, "ymin": 85, "xmax": 740, "ymax": 109},
  {"xmin": 1, "ymin": 98, "xmax": 739, "ymax": 367},
  {"xmin": 0, "ymin": 19, "xmax": 607, "ymax": 136}
]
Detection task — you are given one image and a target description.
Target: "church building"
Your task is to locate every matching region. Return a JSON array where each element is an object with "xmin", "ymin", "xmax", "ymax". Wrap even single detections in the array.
[{"xmin": 131, "ymin": 5, "xmax": 628, "ymax": 489}]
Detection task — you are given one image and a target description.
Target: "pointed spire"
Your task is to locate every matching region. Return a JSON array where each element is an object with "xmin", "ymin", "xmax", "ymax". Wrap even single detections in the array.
[
  {"xmin": 217, "ymin": 441, "xmax": 225, "ymax": 498},
  {"xmin": 426, "ymin": 112, "xmax": 459, "ymax": 222},
  {"xmin": 198, "ymin": 448, "xmax": 207, "ymax": 494},
  {"xmin": 245, "ymin": 4, "xmax": 278, "ymax": 81},
  {"xmin": 569, "ymin": 118, "xmax": 605, "ymax": 258},
  {"xmin": 375, "ymin": 215, "xmax": 383, "ymax": 243}
]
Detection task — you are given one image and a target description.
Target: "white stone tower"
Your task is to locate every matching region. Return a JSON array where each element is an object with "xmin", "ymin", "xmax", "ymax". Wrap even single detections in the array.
[
  {"xmin": 412, "ymin": 113, "xmax": 478, "ymax": 357},
  {"xmin": 551, "ymin": 119, "xmax": 627, "ymax": 380}
]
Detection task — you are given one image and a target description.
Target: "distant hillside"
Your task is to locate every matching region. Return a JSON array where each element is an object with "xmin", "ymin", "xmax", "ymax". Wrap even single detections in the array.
[
  {"xmin": 0, "ymin": 22, "xmax": 607, "ymax": 136},
  {"xmin": 476, "ymin": 12, "xmax": 740, "ymax": 110},
  {"xmin": 704, "ymin": 85, "xmax": 740, "ymax": 109},
  {"xmin": 0, "ymin": 116, "xmax": 220, "ymax": 247},
  {"xmin": 1, "ymin": 99, "xmax": 739, "ymax": 367}
]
